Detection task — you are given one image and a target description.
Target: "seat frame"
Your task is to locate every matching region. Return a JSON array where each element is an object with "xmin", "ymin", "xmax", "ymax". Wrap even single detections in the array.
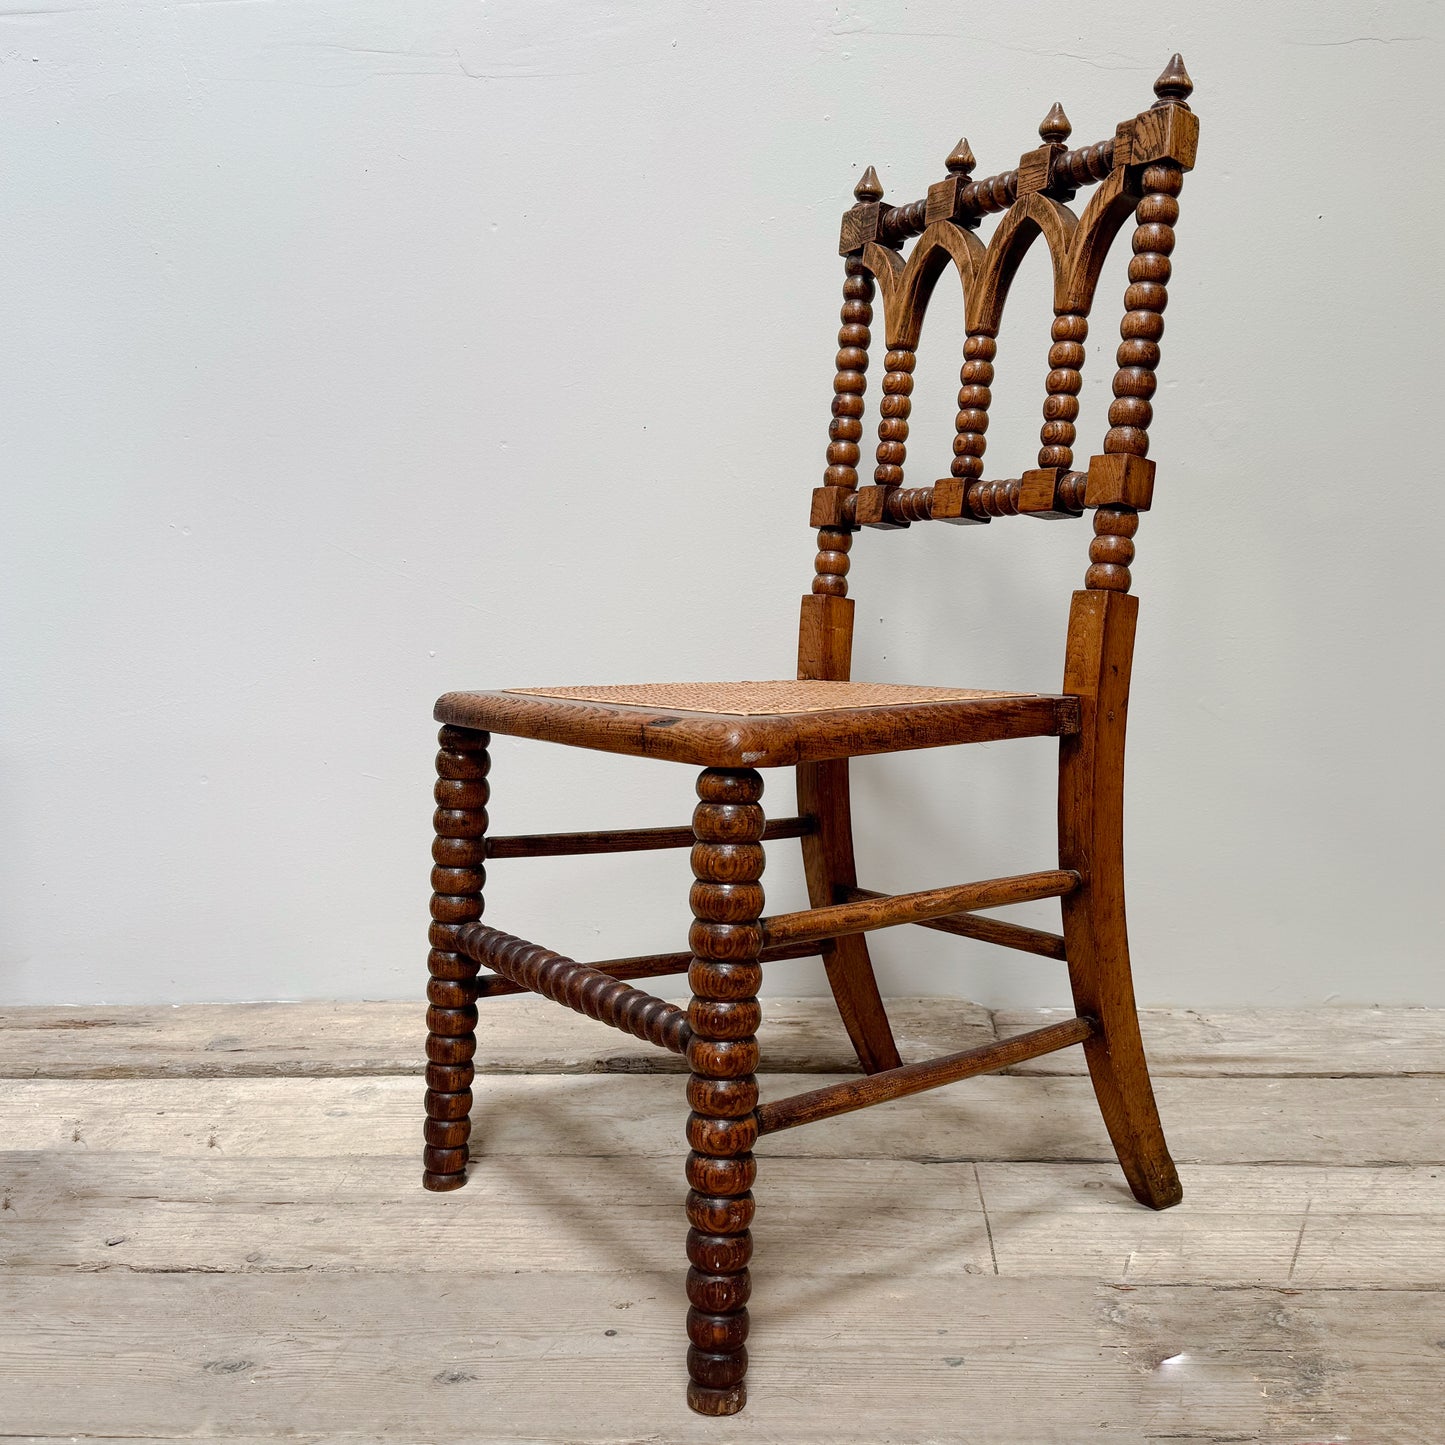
[{"xmin": 422, "ymin": 56, "xmax": 1199, "ymax": 1417}]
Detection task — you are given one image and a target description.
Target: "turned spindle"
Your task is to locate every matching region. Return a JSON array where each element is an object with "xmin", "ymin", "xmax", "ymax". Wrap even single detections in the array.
[
  {"xmin": 1040, "ymin": 312, "xmax": 1088, "ymax": 471},
  {"xmin": 874, "ymin": 348, "xmax": 916, "ymax": 490},
  {"xmin": 424, "ymin": 724, "xmax": 490, "ymax": 1191},
  {"xmin": 1087, "ymin": 154, "xmax": 1184, "ymax": 592},
  {"xmin": 953, "ymin": 332, "xmax": 996, "ymax": 483},
  {"xmin": 685, "ymin": 768, "xmax": 765, "ymax": 1416},
  {"xmin": 811, "ymin": 248, "xmax": 875, "ymax": 597}
]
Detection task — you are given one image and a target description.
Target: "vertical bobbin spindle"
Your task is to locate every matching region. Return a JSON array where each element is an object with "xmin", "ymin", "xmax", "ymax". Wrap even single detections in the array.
[
  {"xmin": 954, "ymin": 332, "xmax": 996, "ymax": 480},
  {"xmin": 423, "ymin": 724, "xmax": 490, "ymax": 1191},
  {"xmin": 812, "ymin": 254, "xmax": 875, "ymax": 596},
  {"xmin": 874, "ymin": 348, "xmax": 915, "ymax": 489},
  {"xmin": 1040, "ymin": 312, "xmax": 1088, "ymax": 470},
  {"xmin": 685, "ymin": 768, "xmax": 765, "ymax": 1416},
  {"xmin": 1087, "ymin": 157, "xmax": 1184, "ymax": 592}
]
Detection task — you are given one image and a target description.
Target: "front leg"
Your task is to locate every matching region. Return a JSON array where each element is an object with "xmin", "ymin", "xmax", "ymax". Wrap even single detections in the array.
[{"xmin": 684, "ymin": 767, "xmax": 765, "ymax": 1415}]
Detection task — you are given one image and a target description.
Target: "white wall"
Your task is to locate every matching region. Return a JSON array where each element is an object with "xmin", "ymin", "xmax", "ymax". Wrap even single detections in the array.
[{"xmin": 3, "ymin": 0, "xmax": 1442, "ymax": 1007}]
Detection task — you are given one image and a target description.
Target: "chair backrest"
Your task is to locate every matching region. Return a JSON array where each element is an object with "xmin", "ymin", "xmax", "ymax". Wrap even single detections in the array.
[{"xmin": 799, "ymin": 55, "xmax": 1198, "ymax": 686}]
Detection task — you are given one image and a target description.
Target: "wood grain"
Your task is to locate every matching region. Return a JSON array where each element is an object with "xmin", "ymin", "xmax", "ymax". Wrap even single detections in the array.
[
  {"xmin": 6, "ymin": 1072, "xmax": 1443, "ymax": 1166},
  {"xmin": 434, "ymin": 688, "xmax": 1078, "ymax": 768},
  {"xmin": 3, "ymin": 997, "xmax": 1444, "ymax": 1441},
  {"xmin": 0, "ymin": 1271, "xmax": 1438, "ymax": 1443},
  {"xmin": 6, "ymin": 1001, "xmax": 1443, "ymax": 1080}
]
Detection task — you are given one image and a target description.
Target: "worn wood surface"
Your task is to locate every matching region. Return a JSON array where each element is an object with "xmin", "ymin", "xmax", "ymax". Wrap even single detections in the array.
[
  {"xmin": 5, "ymin": 998, "xmax": 1441, "ymax": 1079},
  {"xmin": 2, "ymin": 1001, "xmax": 1443, "ymax": 1440},
  {"xmin": 3, "ymin": 1273, "xmax": 1440, "ymax": 1444},
  {"xmin": 434, "ymin": 686, "xmax": 1077, "ymax": 768}
]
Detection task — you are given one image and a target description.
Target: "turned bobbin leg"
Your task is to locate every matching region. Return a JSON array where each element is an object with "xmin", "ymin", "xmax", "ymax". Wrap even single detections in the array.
[
  {"xmin": 423, "ymin": 724, "xmax": 490, "ymax": 1191},
  {"xmin": 685, "ymin": 767, "xmax": 765, "ymax": 1416}
]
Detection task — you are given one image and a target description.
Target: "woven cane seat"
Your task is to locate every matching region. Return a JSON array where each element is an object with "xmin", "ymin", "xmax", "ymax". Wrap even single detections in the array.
[
  {"xmin": 509, "ymin": 679, "xmax": 1015, "ymax": 715},
  {"xmin": 435, "ymin": 678, "xmax": 1078, "ymax": 768}
]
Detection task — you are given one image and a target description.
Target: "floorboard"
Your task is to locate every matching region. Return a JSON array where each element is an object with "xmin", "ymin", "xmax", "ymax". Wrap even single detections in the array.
[{"xmin": 2, "ymin": 1000, "xmax": 1442, "ymax": 1441}]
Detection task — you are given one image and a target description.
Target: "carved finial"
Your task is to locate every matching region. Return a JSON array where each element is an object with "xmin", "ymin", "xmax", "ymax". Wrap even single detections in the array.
[
  {"xmin": 1153, "ymin": 52, "xmax": 1193, "ymax": 109},
  {"xmin": 1039, "ymin": 101, "xmax": 1072, "ymax": 145},
  {"xmin": 854, "ymin": 166, "xmax": 884, "ymax": 202},
  {"xmin": 945, "ymin": 137, "xmax": 976, "ymax": 175}
]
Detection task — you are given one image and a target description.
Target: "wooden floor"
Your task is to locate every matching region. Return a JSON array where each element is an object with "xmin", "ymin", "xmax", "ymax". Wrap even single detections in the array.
[{"xmin": 2, "ymin": 998, "xmax": 1443, "ymax": 1443}]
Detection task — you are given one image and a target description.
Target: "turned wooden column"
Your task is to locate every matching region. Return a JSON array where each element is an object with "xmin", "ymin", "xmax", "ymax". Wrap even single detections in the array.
[
  {"xmin": 684, "ymin": 767, "xmax": 765, "ymax": 1415},
  {"xmin": 810, "ymin": 251, "xmax": 875, "ymax": 598},
  {"xmin": 423, "ymin": 724, "xmax": 490, "ymax": 1190},
  {"xmin": 1086, "ymin": 136, "xmax": 1186, "ymax": 592}
]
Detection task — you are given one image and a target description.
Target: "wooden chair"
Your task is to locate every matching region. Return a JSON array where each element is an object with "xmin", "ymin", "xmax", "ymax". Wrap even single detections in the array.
[{"xmin": 422, "ymin": 56, "xmax": 1200, "ymax": 1416}]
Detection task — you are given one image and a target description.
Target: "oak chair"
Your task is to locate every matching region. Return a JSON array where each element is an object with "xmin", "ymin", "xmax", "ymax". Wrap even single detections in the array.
[{"xmin": 422, "ymin": 56, "xmax": 1200, "ymax": 1416}]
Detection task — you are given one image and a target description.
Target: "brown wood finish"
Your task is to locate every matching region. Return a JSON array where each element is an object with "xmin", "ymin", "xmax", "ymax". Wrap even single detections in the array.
[
  {"xmin": 467, "ymin": 937, "xmax": 828, "ymax": 1000},
  {"xmin": 761, "ymin": 870, "xmax": 1080, "ymax": 949},
  {"xmin": 756, "ymin": 1016, "xmax": 1096, "ymax": 1134},
  {"xmin": 419, "ymin": 55, "xmax": 1200, "ymax": 1414},
  {"xmin": 1058, "ymin": 588, "xmax": 1182, "ymax": 1208},
  {"xmin": 795, "ymin": 585, "xmax": 901, "ymax": 1075},
  {"xmin": 484, "ymin": 815, "xmax": 814, "ymax": 859},
  {"xmin": 451, "ymin": 924, "xmax": 691, "ymax": 1053},
  {"xmin": 842, "ymin": 886, "xmax": 1068, "ymax": 960},
  {"xmin": 685, "ymin": 768, "xmax": 766, "ymax": 1415},
  {"xmin": 423, "ymin": 724, "xmax": 490, "ymax": 1191},
  {"xmin": 434, "ymin": 685, "xmax": 1078, "ymax": 768}
]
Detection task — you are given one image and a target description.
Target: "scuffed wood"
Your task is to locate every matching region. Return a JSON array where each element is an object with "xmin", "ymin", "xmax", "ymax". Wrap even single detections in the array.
[
  {"xmin": 0, "ymin": 998, "xmax": 998, "ymax": 1080},
  {"xmin": 4, "ymin": 1072, "xmax": 1443, "ymax": 1166},
  {"xmin": 5, "ymin": 1000, "xmax": 1443, "ymax": 1080},
  {"xmin": 0, "ymin": 998, "xmax": 993, "ymax": 1080},
  {"xmin": 995, "ymin": 1005, "xmax": 1445, "ymax": 1076},
  {"xmin": 0, "ymin": 1271, "xmax": 1439, "ymax": 1443},
  {"xmin": 5, "ymin": 1151, "xmax": 1443, "ymax": 1290}
]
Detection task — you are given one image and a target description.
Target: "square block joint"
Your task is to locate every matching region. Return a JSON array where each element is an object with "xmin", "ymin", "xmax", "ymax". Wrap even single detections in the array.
[
  {"xmin": 1085, "ymin": 454, "xmax": 1155, "ymax": 511},
  {"xmin": 1015, "ymin": 145, "xmax": 1055, "ymax": 197},
  {"xmin": 930, "ymin": 475, "xmax": 989, "ymax": 526},
  {"xmin": 810, "ymin": 486, "xmax": 855, "ymax": 530},
  {"xmin": 854, "ymin": 484, "xmax": 909, "ymax": 530},
  {"xmin": 1019, "ymin": 467, "xmax": 1083, "ymax": 520},
  {"xmin": 926, "ymin": 175, "xmax": 967, "ymax": 227},
  {"xmin": 839, "ymin": 201, "xmax": 889, "ymax": 255},
  {"xmin": 1121, "ymin": 105, "xmax": 1199, "ymax": 172}
]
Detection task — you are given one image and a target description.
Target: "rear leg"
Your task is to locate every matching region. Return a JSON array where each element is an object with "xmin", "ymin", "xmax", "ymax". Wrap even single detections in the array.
[
  {"xmin": 423, "ymin": 724, "xmax": 490, "ymax": 1190},
  {"xmin": 1060, "ymin": 589, "xmax": 1180, "ymax": 1209},
  {"xmin": 797, "ymin": 758, "xmax": 901, "ymax": 1073}
]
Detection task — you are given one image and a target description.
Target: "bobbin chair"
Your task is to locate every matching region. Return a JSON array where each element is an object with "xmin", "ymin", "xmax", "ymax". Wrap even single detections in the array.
[{"xmin": 422, "ymin": 56, "xmax": 1200, "ymax": 1416}]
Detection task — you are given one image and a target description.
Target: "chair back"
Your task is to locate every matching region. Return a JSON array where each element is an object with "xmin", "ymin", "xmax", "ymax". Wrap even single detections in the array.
[{"xmin": 800, "ymin": 55, "xmax": 1199, "ymax": 683}]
